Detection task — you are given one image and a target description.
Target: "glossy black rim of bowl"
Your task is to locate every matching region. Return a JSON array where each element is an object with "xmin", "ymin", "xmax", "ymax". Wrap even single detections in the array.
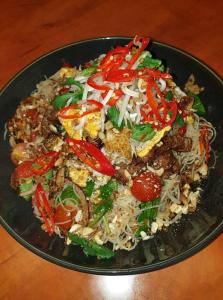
[{"xmin": 0, "ymin": 36, "xmax": 222, "ymax": 275}]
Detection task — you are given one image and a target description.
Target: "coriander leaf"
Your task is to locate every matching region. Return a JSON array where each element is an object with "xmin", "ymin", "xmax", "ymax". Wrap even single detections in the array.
[
  {"xmin": 107, "ymin": 106, "xmax": 124, "ymax": 130},
  {"xmin": 83, "ymin": 180, "xmax": 95, "ymax": 197},
  {"xmin": 132, "ymin": 124, "xmax": 155, "ymax": 142},
  {"xmin": 187, "ymin": 91, "xmax": 206, "ymax": 116},
  {"xmin": 68, "ymin": 232, "xmax": 115, "ymax": 259}
]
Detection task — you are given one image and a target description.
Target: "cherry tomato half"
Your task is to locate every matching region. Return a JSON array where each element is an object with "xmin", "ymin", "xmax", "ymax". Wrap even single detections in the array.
[
  {"xmin": 14, "ymin": 161, "xmax": 34, "ymax": 179},
  {"xmin": 54, "ymin": 204, "xmax": 76, "ymax": 230},
  {"xmin": 131, "ymin": 171, "xmax": 162, "ymax": 202}
]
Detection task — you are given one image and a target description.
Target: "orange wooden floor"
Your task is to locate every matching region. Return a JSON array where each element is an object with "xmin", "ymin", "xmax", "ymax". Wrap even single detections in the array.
[{"xmin": 0, "ymin": 1, "xmax": 222, "ymax": 299}]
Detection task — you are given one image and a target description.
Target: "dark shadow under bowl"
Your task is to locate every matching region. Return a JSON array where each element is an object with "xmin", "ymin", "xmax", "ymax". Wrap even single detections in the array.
[{"xmin": 0, "ymin": 37, "xmax": 222, "ymax": 275}]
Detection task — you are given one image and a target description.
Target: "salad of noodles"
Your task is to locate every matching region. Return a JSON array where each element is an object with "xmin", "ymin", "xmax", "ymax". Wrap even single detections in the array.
[{"xmin": 7, "ymin": 36, "xmax": 216, "ymax": 259}]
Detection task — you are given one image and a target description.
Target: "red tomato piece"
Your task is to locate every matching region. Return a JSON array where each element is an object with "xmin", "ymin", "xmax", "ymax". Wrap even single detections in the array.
[
  {"xmin": 14, "ymin": 161, "xmax": 34, "ymax": 179},
  {"xmin": 131, "ymin": 171, "xmax": 162, "ymax": 202},
  {"xmin": 54, "ymin": 204, "xmax": 76, "ymax": 230}
]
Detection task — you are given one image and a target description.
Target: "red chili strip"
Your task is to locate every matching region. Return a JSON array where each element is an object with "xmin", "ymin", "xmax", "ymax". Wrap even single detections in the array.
[
  {"xmin": 66, "ymin": 138, "xmax": 116, "ymax": 176},
  {"xmin": 32, "ymin": 152, "xmax": 60, "ymax": 175},
  {"xmin": 127, "ymin": 37, "xmax": 150, "ymax": 69},
  {"xmin": 99, "ymin": 46, "xmax": 129, "ymax": 72},
  {"xmin": 58, "ymin": 100, "xmax": 103, "ymax": 119},
  {"xmin": 105, "ymin": 69, "xmax": 136, "ymax": 83},
  {"xmin": 87, "ymin": 72, "xmax": 110, "ymax": 91},
  {"xmin": 101, "ymin": 89, "xmax": 124, "ymax": 106},
  {"xmin": 138, "ymin": 68, "xmax": 172, "ymax": 80},
  {"xmin": 33, "ymin": 183, "xmax": 55, "ymax": 235}
]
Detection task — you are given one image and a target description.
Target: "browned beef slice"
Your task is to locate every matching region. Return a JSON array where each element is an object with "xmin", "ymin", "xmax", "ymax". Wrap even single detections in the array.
[
  {"xmin": 157, "ymin": 135, "xmax": 192, "ymax": 154},
  {"xmin": 178, "ymin": 96, "xmax": 193, "ymax": 111},
  {"xmin": 153, "ymin": 151, "xmax": 180, "ymax": 173}
]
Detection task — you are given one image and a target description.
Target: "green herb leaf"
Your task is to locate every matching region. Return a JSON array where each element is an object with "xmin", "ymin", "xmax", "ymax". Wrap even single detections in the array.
[
  {"xmin": 42, "ymin": 183, "xmax": 50, "ymax": 193},
  {"xmin": 158, "ymin": 64, "xmax": 165, "ymax": 72},
  {"xmin": 137, "ymin": 54, "xmax": 162, "ymax": 70},
  {"xmin": 32, "ymin": 162, "xmax": 41, "ymax": 170},
  {"xmin": 45, "ymin": 169, "xmax": 53, "ymax": 180},
  {"xmin": 107, "ymin": 106, "xmax": 124, "ymax": 130},
  {"xmin": 61, "ymin": 78, "xmax": 83, "ymax": 91},
  {"xmin": 68, "ymin": 232, "xmax": 115, "ymax": 259},
  {"xmin": 137, "ymin": 197, "xmax": 160, "ymax": 223},
  {"xmin": 53, "ymin": 92, "xmax": 82, "ymax": 111},
  {"xmin": 175, "ymin": 113, "xmax": 185, "ymax": 128},
  {"xmin": 135, "ymin": 224, "xmax": 148, "ymax": 237},
  {"xmin": 103, "ymin": 216, "xmax": 110, "ymax": 234},
  {"xmin": 83, "ymin": 180, "xmax": 95, "ymax": 197},
  {"xmin": 187, "ymin": 91, "xmax": 206, "ymax": 116},
  {"xmin": 93, "ymin": 199, "xmax": 113, "ymax": 215},
  {"xmin": 100, "ymin": 180, "xmax": 118, "ymax": 201},
  {"xmin": 89, "ymin": 199, "xmax": 113, "ymax": 227},
  {"xmin": 19, "ymin": 179, "xmax": 33, "ymax": 201},
  {"xmin": 165, "ymin": 90, "xmax": 173, "ymax": 101},
  {"xmin": 90, "ymin": 59, "xmax": 99, "ymax": 67},
  {"xmin": 82, "ymin": 66, "xmax": 97, "ymax": 76},
  {"xmin": 127, "ymin": 119, "xmax": 133, "ymax": 129},
  {"xmin": 132, "ymin": 124, "xmax": 155, "ymax": 142},
  {"xmin": 57, "ymin": 184, "xmax": 79, "ymax": 205},
  {"xmin": 89, "ymin": 180, "xmax": 118, "ymax": 227}
]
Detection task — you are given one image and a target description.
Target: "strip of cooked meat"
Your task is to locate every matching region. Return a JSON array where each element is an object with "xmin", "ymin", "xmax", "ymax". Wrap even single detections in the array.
[
  {"xmin": 114, "ymin": 159, "xmax": 146, "ymax": 184},
  {"xmin": 157, "ymin": 135, "xmax": 192, "ymax": 154},
  {"xmin": 180, "ymin": 168, "xmax": 194, "ymax": 187},
  {"xmin": 134, "ymin": 147, "xmax": 156, "ymax": 164},
  {"xmin": 40, "ymin": 105, "xmax": 58, "ymax": 137},
  {"xmin": 114, "ymin": 168, "xmax": 129, "ymax": 185},
  {"xmin": 153, "ymin": 151, "xmax": 180, "ymax": 174},
  {"xmin": 178, "ymin": 96, "xmax": 193, "ymax": 111}
]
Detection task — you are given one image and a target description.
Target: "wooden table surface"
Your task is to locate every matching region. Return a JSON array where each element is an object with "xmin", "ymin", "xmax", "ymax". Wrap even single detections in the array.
[{"xmin": 0, "ymin": 1, "xmax": 222, "ymax": 299}]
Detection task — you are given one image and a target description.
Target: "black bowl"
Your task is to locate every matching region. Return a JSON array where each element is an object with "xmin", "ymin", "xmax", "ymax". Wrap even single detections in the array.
[{"xmin": 0, "ymin": 37, "xmax": 222, "ymax": 275}]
